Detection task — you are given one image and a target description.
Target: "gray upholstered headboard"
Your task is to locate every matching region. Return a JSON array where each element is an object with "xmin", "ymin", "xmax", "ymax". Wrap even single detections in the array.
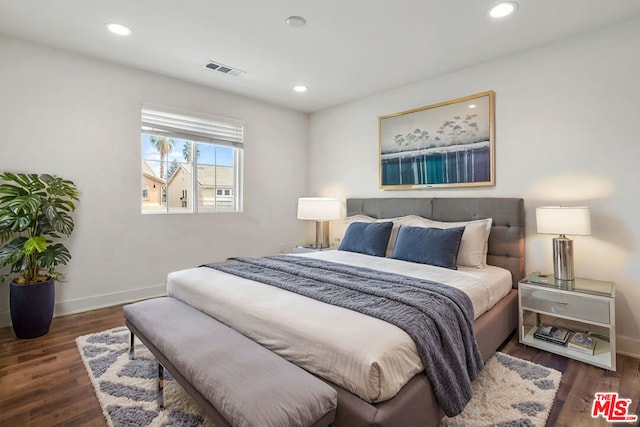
[{"xmin": 346, "ymin": 198, "xmax": 525, "ymax": 287}]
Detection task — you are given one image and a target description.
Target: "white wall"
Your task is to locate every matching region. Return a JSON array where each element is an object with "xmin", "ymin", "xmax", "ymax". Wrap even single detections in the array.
[
  {"xmin": 309, "ymin": 18, "xmax": 640, "ymax": 356},
  {"xmin": 0, "ymin": 35, "xmax": 309, "ymax": 323},
  {"xmin": 2, "ymin": 18, "xmax": 639, "ymax": 356}
]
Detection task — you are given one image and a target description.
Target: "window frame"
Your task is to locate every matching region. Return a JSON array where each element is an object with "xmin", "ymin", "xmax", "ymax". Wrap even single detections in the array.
[{"xmin": 141, "ymin": 106, "xmax": 244, "ymax": 214}]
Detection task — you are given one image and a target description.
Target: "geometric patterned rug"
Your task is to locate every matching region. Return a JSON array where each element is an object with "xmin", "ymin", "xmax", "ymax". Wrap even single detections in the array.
[
  {"xmin": 439, "ymin": 352, "xmax": 562, "ymax": 427},
  {"xmin": 76, "ymin": 327, "xmax": 214, "ymax": 427},
  {"xmin": 77, "ymin": 327, "xmax": 561, "ymax": 427}
]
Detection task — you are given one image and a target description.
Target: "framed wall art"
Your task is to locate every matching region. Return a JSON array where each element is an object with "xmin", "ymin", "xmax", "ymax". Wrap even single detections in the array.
[{"xmin": 379, "ymin": 91, "xmax": 495, "ymax": 189}]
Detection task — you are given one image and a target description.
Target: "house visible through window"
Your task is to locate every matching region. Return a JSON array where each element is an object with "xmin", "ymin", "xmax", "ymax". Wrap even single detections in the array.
[{"xmin": 141, "ymin": 106, "xmax": 243, "ymax": 213}]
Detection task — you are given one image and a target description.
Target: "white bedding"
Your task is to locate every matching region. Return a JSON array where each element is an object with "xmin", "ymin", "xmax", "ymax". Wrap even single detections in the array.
[{"xmin": 166, "ymin": 250, "xmax": 512, "ymax": 403}]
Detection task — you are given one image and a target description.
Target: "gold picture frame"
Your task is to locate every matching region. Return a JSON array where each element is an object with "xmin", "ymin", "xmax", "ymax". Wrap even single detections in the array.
[{"xmin": 379, "ymin": 91, "xmax": 495, "ymax": 189}]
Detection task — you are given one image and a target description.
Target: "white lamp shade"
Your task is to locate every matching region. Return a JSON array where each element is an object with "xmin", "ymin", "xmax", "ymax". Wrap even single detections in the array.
[
  {"xmin": 297, "ymin": 198, "xmax": 340, "ymax": 221},
  {"xmin": 536, "ymin": 206, "xmax": 591, "ymax": 236}
]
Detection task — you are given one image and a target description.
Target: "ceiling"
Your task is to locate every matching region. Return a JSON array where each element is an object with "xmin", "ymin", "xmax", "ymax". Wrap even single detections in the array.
[{"xmin": 1, "ymin": 1, "xmax": 640, "ymax": 113}]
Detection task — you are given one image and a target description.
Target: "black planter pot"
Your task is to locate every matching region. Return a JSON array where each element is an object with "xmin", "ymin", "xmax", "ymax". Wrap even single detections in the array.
[{"xmin": 10, "ymin": 277, "xmax": 55, "ymax": 339}]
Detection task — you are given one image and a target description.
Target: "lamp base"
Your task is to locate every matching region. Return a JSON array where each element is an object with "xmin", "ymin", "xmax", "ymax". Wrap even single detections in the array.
[
  {"xmin": 314, "ymin": 220, "xmax": 330, "ymax": 249},
  {"xmin": 552, "ymin": 236, "xmax": 574, "ymax": 281}
]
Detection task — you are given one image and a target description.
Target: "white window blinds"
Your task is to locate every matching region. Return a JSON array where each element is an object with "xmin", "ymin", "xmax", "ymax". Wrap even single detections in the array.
[{"xmin": 141, "ymin": 107, "xmax": 243, "ymax": 148}]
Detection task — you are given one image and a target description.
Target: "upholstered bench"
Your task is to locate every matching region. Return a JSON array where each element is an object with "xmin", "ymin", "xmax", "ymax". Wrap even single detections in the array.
[{"xmin": 124, "ymin": 297, "xmax": 337, "ymax": 427}]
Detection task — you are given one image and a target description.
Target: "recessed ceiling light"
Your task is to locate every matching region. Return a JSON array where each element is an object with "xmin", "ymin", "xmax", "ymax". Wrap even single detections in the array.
[
  {"xmin": 468, "ymin": 104, "xmax": 477, "ymax": 109},
  {"xmin": 106, "ymin": 23, "xmax": 132, "ymax": 36},
  {"xmin": 286, "ymin": 16, "xmax": 307, "ymax": 28},
  {"xmin": 489, "ymin": 2, "xmax": 518, "ymax": 18},
  {"xmin": 293, "ymin": 85, "xmax": 308, "ymax": 93}
]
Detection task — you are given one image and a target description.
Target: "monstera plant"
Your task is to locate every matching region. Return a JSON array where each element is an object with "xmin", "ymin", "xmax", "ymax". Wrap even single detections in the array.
[{"xmin": 0, "ymin": 173, "xmax": 79, "ymax": 338}]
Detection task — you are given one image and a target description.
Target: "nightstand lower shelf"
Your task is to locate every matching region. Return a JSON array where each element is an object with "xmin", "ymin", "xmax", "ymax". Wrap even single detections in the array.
[{"xmin": 521, "ymin": 326, "xmax": 613, "ymax": 370}]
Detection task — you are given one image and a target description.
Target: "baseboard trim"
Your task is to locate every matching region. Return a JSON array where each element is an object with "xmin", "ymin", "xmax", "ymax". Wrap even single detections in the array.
[
  {"xmin": 0, "ymin": 283, "xmax": 166, "ymax": 328},
  {"xmin": 617, "ymin": 335, "xmax": 640, "ymax": 359}
]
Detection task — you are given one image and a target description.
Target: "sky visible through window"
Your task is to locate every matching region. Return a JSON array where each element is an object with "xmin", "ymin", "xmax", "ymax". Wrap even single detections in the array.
[{"xmin": 141, "ymin": 133, "xmax": 234, "ymax": 178}]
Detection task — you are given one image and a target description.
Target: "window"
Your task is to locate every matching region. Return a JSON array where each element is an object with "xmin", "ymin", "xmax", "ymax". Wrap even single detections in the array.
[{"xmin": 141, "ymin": 106, "xmax": 243, "ymax": 213}]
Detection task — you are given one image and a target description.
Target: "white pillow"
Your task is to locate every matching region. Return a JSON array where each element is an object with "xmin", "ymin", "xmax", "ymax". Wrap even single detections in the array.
[{"xmin": 345, "ymin": 215, "xmax": 492, "ymax": 268}]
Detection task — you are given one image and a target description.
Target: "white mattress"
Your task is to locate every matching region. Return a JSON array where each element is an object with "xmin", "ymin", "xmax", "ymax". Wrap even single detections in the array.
[{"xmin": 166, "ymin": 250, "xmax": 512, "ymax": 403}]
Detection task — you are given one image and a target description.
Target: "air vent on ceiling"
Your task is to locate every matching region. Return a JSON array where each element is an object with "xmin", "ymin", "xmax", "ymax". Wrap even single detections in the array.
[{"xmin": 205, "ymin": 61, "xmax": 245, "ymax": 76}]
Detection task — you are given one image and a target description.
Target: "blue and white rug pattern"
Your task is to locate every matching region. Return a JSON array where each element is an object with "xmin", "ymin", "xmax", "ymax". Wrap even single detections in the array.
[
  {"xmin": 439, "ymin": 352, "xmax": 562, "ymax": 427},
  {"xmin": 77, "ymin": 327, "xmax": 561, "ymax": 427},
  {"xmin": 76, "ymin": 327, "xmax": 214, "ymax": 427}
]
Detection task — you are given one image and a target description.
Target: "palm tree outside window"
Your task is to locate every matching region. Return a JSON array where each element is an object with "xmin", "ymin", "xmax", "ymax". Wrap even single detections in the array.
[{"xmin": 150, "ymin": 136, "xmax": 174, "ymax": 180}]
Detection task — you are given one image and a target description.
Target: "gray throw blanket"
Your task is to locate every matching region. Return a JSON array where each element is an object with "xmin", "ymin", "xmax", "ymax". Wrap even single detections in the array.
[{"xmin": 203, "ymin": 255, "xmax": 483, "ymax": 416}]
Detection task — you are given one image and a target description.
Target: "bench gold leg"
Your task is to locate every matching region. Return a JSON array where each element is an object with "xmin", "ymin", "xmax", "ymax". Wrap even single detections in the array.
[{"xmin": 158, "ymin": 363, "xmax": 164, "ymax": 409}]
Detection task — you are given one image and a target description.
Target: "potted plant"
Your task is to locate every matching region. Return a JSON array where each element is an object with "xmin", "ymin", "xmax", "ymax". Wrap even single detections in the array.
[{"xmin": 0, "ymin": 173, "xmax": 79, "ymax": 338}]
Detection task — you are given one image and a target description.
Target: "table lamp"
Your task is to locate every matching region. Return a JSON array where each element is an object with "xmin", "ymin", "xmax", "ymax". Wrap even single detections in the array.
[
  {"xmin": 536, "ymin": 206, "xmax": 591, "ymax": 281},
  {"xmin": 297, "ymin": 198, "xmax": 340, "ymax": 249}
]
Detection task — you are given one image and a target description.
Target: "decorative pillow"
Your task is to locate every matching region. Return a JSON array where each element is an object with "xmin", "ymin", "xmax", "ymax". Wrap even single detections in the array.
[
  {"xmin": 338, "ymin": 221, "xmax": 393, "ymax": 257},
  {"xmin": 391, "ymin": 225, "xmax": 465, "ymax": 269},
  {"xmin": 397, "ymin": 217, "xmax": 492, "ymax": 268},
  {"xmin": 343, "ymin": 215, "xmax": 492, "ymax": 267},
  {"xmin": 344, "ymin": 215, "xmax": 424, "ymax": 256}
]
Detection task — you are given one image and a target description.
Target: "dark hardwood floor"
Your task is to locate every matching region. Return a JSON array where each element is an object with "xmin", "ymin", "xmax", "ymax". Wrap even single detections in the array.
[
  {"xmin": 0, "ymin": 305, "xmax": 124, "ymax": 426},
  {"xmin": 500, "ymin": 338, "xmax": 640, "ymax": 426},
  {"xmin": 1, "ymin": 304, "xmax": 638, "ymax": 426}
]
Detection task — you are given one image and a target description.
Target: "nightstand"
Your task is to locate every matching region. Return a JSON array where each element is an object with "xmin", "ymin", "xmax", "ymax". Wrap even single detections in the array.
[
  {"xmin": 518, "ymin": 273, "xmax": 616, "ymax": 371},
  {"xmin": 291, "ymin": 245, "xmax": 335, "ymax": 254}
]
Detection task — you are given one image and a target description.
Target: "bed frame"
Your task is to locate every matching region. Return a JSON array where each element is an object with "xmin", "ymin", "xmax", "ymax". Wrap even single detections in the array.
[
  {"xmin": 329, "ymin": 197, "xmax": 525, "ymax": 426},
  {"xmin": 132, "ymin": 197, "xmax": 525, "ymax": 427}
]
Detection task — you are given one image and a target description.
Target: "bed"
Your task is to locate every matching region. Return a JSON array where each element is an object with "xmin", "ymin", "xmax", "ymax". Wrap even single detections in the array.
[{"xmin": 166, "ymin": 197, "xmax": 525, "ymax": 426}]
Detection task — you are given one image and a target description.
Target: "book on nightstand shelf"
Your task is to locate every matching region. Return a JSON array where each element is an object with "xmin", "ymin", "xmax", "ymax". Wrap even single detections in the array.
[
  {"xmin": 567, "ymin": 332, "xmax": 596, "ymax": 355},
  {"xmin": 533, "ymin": 325, "xmax": 571, "ymax": 346}
]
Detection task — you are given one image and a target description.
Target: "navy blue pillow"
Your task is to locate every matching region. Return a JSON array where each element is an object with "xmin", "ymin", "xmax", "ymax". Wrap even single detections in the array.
[
  {"xmin": 338, "ymin": 221, "xmax": 393, "ymax": 257},
  {"xmin": 391, "ymin": 225, "xmax": 465, "ymax": 269}
]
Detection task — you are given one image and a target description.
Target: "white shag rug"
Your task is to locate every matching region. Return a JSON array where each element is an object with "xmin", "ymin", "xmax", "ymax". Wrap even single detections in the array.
[
  {"xmin": 77, "ymin": 327, "xmax": 561, "ymax": 427},
  {"xmin": 439, "ymin": 352, "xmax": 562, "ymax": 427}
]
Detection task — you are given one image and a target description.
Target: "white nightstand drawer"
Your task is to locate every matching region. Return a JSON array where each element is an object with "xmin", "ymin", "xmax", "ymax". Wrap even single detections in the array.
[{"xmin": 520, "ymin": 287, "xmax": 610, "ymax": 324}]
